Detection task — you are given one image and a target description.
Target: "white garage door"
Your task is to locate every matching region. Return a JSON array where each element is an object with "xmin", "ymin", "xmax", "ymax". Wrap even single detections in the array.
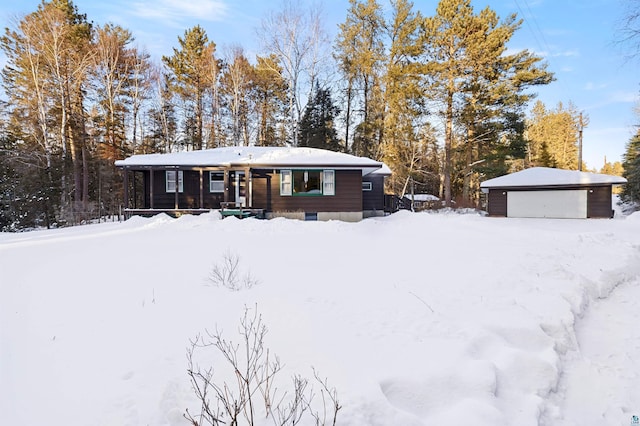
[{"xmin": 507, "ymin": 190, "xmax": 588, "ymax": 218}]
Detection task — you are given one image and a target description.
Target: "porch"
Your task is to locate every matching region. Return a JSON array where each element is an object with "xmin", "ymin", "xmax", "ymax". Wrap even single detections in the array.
[{"xmin": 121, "ymin": 166, "xmax": 257, "ymax": 216}]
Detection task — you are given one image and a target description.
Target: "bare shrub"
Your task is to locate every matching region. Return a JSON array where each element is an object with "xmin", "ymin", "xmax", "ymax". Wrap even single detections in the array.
[
  {"xmin": 208, "ymin": 250, "xmax": 258, "ymax": 291},
  {"xmin": 309, "ymin": 369, "xmax": 342, "ymax": 426},
  {"xmin": 185, "ymin": 305, "xmax": 340, "ymax": 426}
]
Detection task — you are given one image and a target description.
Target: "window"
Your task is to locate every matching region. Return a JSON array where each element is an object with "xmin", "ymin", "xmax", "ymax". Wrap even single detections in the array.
[
  {"xmin": 323, "ymin": 170, "xmax": 335, "ymax": 196},
  {"xmin": 166, "ymin": 170, "xmax": 183, "ymax": 193},
  {"xmin": 362, "ymin": 181, "xmax": 372, "ymax": 191},
  {"xmin": 293, "ymin": 170, "xmax": 321, "ymax": 194},
  {"xmin": 209, "ymin": 172, "xmax": 224, "ymax": 193},
  {"xmin": 280, "ymin": 169, "xmax": 334, "ymax": 196},
  {"xmin": 280, "ymin": 170, "xmax": 292, "ymax": 196}
]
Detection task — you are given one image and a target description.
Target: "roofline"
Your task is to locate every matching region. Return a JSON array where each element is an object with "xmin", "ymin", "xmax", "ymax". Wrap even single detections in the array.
[
  {"xmin": 116, "ymin": 163, "xmax": 382, "ymax": 170},
  {"xmin": 481, "ymin": 182, "xmax": 625, "ymax": 189}
]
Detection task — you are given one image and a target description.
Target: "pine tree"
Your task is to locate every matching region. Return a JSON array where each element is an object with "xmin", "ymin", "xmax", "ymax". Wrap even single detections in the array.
[
  {"xmin": 526, "ymin": 100, "xmax": 582, "ymax": 170},
  {"xmin": 1, "ymin": 0, "xmax": 93, "ymax": 223},
  {"xmin": 258, "ymin": 1, "xmax": 329, "ymax": 146},
  {"xmin": 622, "ymin": 130, "xmax": 640, "ymax": 203},
  {"xmin": 335, "ymin": 0, "xmax": 386, "ymax": 157},
  {"xmin": 298, "ymin": 83, "xmax": 341, "ymax": 151},
  {"xmin": 381, "ymin": 0, "xmax": 431, "ymax": 196},
  {"xmin": 421, "ymin": 0, "xmax": 552, "ymax": 206},
  {"xmin": 162, "ymin": 25, "xmax": 217, "ymax": 150},
  {"xmin": 253, "ymin": 54, "xmax": 288, "ymax": 146}
]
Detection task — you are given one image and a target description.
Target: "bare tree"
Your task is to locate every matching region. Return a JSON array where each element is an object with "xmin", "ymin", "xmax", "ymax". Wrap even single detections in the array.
[
  {"xmin": 220, "ymin": 46, "xmax": 255, "ymax": 146},
  {"xmin": 257, "ymin": 0, "xmax": 330, "ymax": 146},
  {"xmin": 129, "ymin": 46, "xmax": 153, "ymax": 153},
  {"xmin": 619, "ymin": 0, "xmax": 640, "ymax": 60}
]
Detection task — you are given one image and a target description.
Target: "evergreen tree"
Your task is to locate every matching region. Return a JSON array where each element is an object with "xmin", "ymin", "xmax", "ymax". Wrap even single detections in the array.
[
  {"xmin": 600, "ymin": 160, "xmax": 624, "ymax": 176},
  {"xmin": 253, "ymin": 54, "xmax": 288, "ymax": 146},
  {"xmin": 1, "ymin": 0, "xmax": 93, "ymax": 223},
  {"xmin": 526, "ymin": 100, "xmax": 583, "ymax": 170},
  {"xmin": 622, "ymin": 130, "xmax": 640, "ymax": 203},
  {"xmin": 258, "ymin": 1, "xmax": 329, "ymax": 146},
  {"xmin": 298, "ymin": 83, "xmax": 341, "ymax": 151},
  {"xmin": 335, "ymin": 0, "xmax": 386, "ymax": 157},
  {"xmin": 162, "ymin": 25, "xmax": 217, "ymax": 150},
  {"xmin": 381, "ymin": 0, "xmax": 433, "ymax": 197},
  {"xmin": 420, "ymin": 0, "xmax": 552, "ymax": 206}
]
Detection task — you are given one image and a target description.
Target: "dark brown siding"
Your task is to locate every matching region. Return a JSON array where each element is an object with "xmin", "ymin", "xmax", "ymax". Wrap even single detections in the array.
[
  {"xmin": 143, "ymin": 171, "xmax": 150, "ymax": 208},
  {"xmin": 487, "ymin": 189, "xmax": 507, "ymax": 217},
  {"xmin": 252, "ymin": 169, "xmax": 362, "ymax": 212},
  {"xmin": 587, "ymin": 186, "xmax": 613, "ymax": 218},
  {"xmin": 486, "ymin": 184, "xmax": 615, "ymax": 218},
  {"xmin": 362, "ymin": 174, "xmax": 385, "ymax": 212},
  {"xmin": 251, "ymin": 170, "xmax": 272, "ymax": 208},
  {"xmin": 148, "ymin": 170, "xmax": 210, "ymax": 209}
]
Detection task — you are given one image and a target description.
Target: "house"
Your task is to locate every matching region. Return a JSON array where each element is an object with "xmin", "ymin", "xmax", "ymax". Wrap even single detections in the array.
[
  {"xmin": 480, "ymin": 167, "xmax": 627, "ymax": 218},
  {"xmin": 115, "ymin": 146, "xmax": 391, "ymax": 222},
  {"xmin": 362, "ymin": 163, "xmax": 393, "ymax": 217}
]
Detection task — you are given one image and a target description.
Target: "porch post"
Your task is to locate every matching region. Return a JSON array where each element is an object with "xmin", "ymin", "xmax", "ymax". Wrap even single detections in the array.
[
  {"xmin": 174, "ymin": 169, "xmax": 179, "ymax": 210},
  {"xmin": 123, "ymin": 168, "xmax": 129, "ymax": 210},
  {"xmin": 223, "ymin": 169, "xmax": 230, "ymax": 203},
  {"xmin": 199, "ymin": 169, "xmax": 204, "ymax": 209},
  {"xmin": 149, "ymin": 169, "xmax": 154, "ymax": 209},
  {"xmin": 246, "ymin": 167, "xmax": 252, "ymax": 207}
]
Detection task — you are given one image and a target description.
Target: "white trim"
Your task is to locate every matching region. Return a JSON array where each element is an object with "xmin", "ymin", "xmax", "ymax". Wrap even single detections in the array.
[
  {"xmin": 280, "ymin": 170, "xmax": 292, "ymax": 196},
  {"xmin": 166, "ymin": 170, "xmax": 183, "ymax": 193},
  {"xmin": 362, "ymin": 181, "xmax": 372, "ymax": 191},
  {"xmin": 323, "ymin": 170, "xmax": 335, "ymax": 195},
  {"xmin": 209, "ymin": 172, "xmax": 224, "ymax": 193}
]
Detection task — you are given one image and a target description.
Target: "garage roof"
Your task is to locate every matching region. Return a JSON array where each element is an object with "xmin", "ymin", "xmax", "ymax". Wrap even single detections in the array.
[{"xmin": 480, "ymin": 167, "xmax": 627, "ymax": 189}]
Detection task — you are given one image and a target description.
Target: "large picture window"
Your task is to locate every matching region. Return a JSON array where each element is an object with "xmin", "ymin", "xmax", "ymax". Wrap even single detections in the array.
[
  {"xmin": 280, "ymin": 169, "xmax": 335, "ymax": 196},
  {"xmin": 166, "ymin": 170, "xmax": 183, "ymax": 193},
  {"xmin": 209, "ymin": 172, "xmax": 224, "ymax": 193}
]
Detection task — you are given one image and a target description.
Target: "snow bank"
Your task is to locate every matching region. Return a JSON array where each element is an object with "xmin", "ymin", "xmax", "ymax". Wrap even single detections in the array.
[{"xmin": 1, "ymin": 212, "xmax": 639, "ymax": 426}]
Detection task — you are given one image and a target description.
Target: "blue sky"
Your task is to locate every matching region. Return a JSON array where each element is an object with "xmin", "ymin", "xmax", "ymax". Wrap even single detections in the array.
[{"xmin": 1, "ymin": 0, "xmax": 638, "ymax": 170}]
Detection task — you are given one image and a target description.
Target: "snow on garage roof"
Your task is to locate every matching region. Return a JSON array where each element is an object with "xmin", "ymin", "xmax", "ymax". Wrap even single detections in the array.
[
  {"xmin": 480, "ymin": 167, "xmax": 627, "ymax": 189},
  {"xmin": 115, "ymin": 146, "xmax": 386, "ymax": 175}
]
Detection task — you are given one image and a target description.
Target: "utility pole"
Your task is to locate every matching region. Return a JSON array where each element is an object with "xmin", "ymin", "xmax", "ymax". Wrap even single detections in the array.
[{"xmin": 578, "ymin": 112, "xmax": 584, "ymax": 171}]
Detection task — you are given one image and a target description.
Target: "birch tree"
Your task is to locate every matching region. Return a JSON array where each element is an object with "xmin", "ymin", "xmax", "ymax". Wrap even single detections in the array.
[
  {"xmin": 220, "ymin": 46, "xmax": 255, "ymax": 146},
  {"xmin": 258, "ymin": 0, "xmax": 330, "ymax": 146},
  {"xmin": 1, "ymin": 0, "xmax": 93, "ymax": 220}
]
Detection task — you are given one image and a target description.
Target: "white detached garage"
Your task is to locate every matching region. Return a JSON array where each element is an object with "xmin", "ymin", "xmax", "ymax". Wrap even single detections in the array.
[{"xmin": 480, "ymin": 167, "xmax": 627, "ymax": 219}]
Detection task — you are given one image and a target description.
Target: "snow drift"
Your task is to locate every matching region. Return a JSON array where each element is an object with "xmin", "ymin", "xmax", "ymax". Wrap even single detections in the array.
[{"xmin": 1, "ymin": 210, "xmax": 639, "ymax": 426}]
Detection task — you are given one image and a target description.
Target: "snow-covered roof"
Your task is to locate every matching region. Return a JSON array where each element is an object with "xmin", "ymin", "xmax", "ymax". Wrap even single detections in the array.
[
  {"xmin": 370, "ymin": 163, "xmax": 392, "ymax": 175},
  {"xmin": 480, "ymin": 167, "xmax": 627, "ymax": 189},
  {"xmin": 115, "ymin": 146, "xmax": 386, "ymax": 175}
]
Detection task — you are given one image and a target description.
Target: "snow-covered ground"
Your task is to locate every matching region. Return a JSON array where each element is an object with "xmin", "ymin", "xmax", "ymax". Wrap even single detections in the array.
[{"xmin": 1, "ymin": 209, "xmax": 639, "ymax": 426}]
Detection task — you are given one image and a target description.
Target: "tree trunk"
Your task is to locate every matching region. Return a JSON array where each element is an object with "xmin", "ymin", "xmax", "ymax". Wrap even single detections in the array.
[{"xmin": 444, "ymin": 92, "xmax": 453, "ymax": 207}]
